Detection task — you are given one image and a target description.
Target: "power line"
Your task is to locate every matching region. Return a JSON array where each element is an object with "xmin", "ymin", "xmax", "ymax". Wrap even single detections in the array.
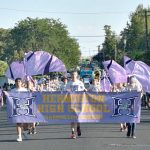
[
  {"xmin": 71, "ymin": 33, "xmax": 147, "ymax": 38},
  {"xmin": 0, "ymin": 7, "xmax": 129, "ymax": 15},
  {"xmin": 71, "ymin": 35, "xmax": 105, "ymax": 37},
  {"xmin": 78, "ymin": 40, "xmax": 102, "ymax": 43}
]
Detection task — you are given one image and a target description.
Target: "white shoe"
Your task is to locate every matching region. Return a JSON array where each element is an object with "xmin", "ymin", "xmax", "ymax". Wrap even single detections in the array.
[
  {"xmin": 17, "ymin": 136, "xmax": 22, "ymax": 142},
  {"xmin": 132, "ymin": 136, "xmax": 136, "ymax": 139},
  {"xmin": 71, "ymin": 133, "xmax": 76, "ymax": 139}
]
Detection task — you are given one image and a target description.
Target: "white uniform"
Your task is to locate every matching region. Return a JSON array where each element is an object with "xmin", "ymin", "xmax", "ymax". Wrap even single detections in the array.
[
  {"xmin": 11, "ymin": 87, "xmax": 28, "ymax": 92},
  {"xmin": 66, "ymin": 80, "xmax": 85, "ymax": 92},
  {"xmin": 60, "ymin": 83, "xmax": 68, "ymax": 91},
  {"xmin": 88, "ymin": 85, "xmax": 101, "ymax": 92}
]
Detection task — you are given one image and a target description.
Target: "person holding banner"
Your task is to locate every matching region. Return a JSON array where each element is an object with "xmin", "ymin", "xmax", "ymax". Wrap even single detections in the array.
[
  {"xmin": 26, "ymin": 79, "xmax": 37, "ymax": 135},
  {"xmin": 113, "ymin": 83, "xmax": 127, "ymax": 132},
  {"xmin": 126, "ymin": 76, "xmax": 143, "ymax": 139},
  {"xmin": 60, "ymin": 77, "xmax": 68, "ymax": 91},
  {"xmin": 66, "ymin": 71, "xmax": 86, "ymax": 139},
  {"xmin": 10, "ymin": 78, "xmax": 28, "ymax": 142},
  {"xmin": 88, "ymin": 78, "xmax": 101, "ymax": 92}
]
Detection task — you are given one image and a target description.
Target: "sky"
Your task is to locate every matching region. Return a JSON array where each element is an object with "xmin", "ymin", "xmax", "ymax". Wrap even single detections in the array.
[{"xmin": 0, "ymin": 0, "xmax": 150, "ymax": 57}]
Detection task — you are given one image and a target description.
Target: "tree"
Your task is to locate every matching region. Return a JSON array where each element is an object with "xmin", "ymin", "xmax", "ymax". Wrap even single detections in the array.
[
  {"xmin": 0, "ymin": 28, "xmax": 10, "ymax": 61},
  {"xmin": 92, "ymin": 25, "xmax": 121, "ymax": 66},
  {"xmin": 1, "ymin": 17, "xmax": 80, "ymax": 69},
  {"xmin": 0, "ymin": 60, "xmax": 8, "ymax": 76},
  {"xmin": 119, "ymin": 4, "xmax": 150, "ymax": 65},
  {"xmin": 102, "ymin": 25, "xmax": 119, "ymax": 61}
]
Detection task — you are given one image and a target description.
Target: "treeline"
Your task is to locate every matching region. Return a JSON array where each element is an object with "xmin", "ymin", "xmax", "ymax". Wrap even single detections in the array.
[
  {"xmin": 0, "ymin": 4, "xmax": 150, "ymax": 76},
  {"xmin": 93, "ymin": 4, "xmax": 150, "ymax": 66},
  {"xmin": 0, "ymin": 17, "xmax": 80, "ymax": 72}
]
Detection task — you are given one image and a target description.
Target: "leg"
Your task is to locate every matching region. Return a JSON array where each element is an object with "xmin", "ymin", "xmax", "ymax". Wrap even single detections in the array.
[
  {"xmin": 120, "ymin": 123, "xmax": 124, "ymax": 131},
  {"xmin": 77, "ymin": 122, "xmax": 81, "ymax": 136},
  {"xmin": 123, "ymin": 123, "xmax": 127, "ymax": 131},
  {"xmin": 126, "ymin": 123, "xmax": 131, "ymax": 137},
  {"xmin": 71, "ymin": 122, "xmax": 76, "ymax": 139},
  {"xmin": 131, "ymin": 123, "xmax": 136, "ymax": 138},
  {"xmin": 31, "ymin": 123, "xmax": 37, "ymax": 134},
  {"xmin": 16, "ymin": 123, "xmax": 22, "ymax": 142}
]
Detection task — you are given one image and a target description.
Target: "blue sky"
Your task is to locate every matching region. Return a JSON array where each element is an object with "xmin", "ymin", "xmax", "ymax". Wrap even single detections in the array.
[{"xmin": 0, "ymin": 0, "xmax": 150, "ymax": 56}]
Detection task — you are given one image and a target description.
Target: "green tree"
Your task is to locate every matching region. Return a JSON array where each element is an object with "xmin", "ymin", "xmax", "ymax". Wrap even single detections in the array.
[
  {"xmin": 102, "ymin": 25, "xmax": 119, "ymax": 60},
  {"xmin": 1, "ymin": 17, "xmax": 80, "ymax": 69},
  {"xmin": 0, "ymin": 28, "xmax": 10, "ymax": 61},
  {"xmin": 119, "ymin": 4, "xmax": 150, "ymax": 65},
  {"xmin": 0, "ymin": 60, "xmax": 8, "ymax": 76},
  {"xmin": 93, "ymin": 25, "xmax": 118, "ymax": 66}
]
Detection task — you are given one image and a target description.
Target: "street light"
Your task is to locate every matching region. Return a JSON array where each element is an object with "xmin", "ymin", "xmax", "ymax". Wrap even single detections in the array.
[{"xmin": 97, "ymin": 45, "xmax": 101, "ymax": 53}]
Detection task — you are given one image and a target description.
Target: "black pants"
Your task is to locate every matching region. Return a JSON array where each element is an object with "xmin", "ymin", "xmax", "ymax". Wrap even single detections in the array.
[{"xmin": 126, "ymin": 123, "xmax": 136, "ymax": 137}]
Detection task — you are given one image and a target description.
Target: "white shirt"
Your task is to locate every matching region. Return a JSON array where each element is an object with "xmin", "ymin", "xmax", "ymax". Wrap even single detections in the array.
[
  {"xmin": 66, "ymin": 80, "xmax": 85, "ymax": 91},
  {"xmin": 127, "ymin": 83, "xmax": 142, "ymax": 92},
  {"xmin": 11, "ymin": 87, "xmax": 28, "ymax": 92},
  {"xmin": 88, "ymin": 85, "xmax": 101, "ymax": 92},
  {"xmin": 60, "ymin": 83, "xmax": 68, "ymax": 91}
]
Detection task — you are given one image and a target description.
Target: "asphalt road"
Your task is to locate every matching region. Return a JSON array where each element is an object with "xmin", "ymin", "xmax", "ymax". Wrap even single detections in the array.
[{"xmin": 0, "ymin": 107, "xmax": 150, "ymax": 150}]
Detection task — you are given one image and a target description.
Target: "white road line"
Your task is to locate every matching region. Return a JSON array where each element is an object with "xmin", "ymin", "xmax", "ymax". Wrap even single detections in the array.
[{"xmin": 109, "ymin": 144, "xmax": 150, "ymax": 147}]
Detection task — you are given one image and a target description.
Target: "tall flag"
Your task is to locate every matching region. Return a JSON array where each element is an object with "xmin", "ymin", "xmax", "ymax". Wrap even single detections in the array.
[
  {"xmin": 124, "ymin": 56, "xmax": 150, "ymax": 92},
  {"xmin": 103, "ymin": 60, "xmax": 127, "ymax": 84},
  {"xmin": 5, "ymin": 61, "xmax": 26, "ymax": 80},
  {"xmin": 6, "ymin": 50, "xmax": 67, "ymax": 80},
  {"xmin": 100, "ymin": 70, "xmax": 112, "ymax": 92},
  {"xmin": 24, "ymin": 51, "xmax": 67, "ymax": 75},
  {"xmin": 124, "ymin": 56, "xmax": 135, "ymax": 76}
]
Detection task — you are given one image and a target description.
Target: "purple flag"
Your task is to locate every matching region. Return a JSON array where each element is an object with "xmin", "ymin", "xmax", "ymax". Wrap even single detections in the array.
[
  {"xmin": 100, "ymin": 71, "xmax": 112, "ymax": 92},
  {"xmin": 24, "ymin": 51, "xmax": 67, "ymax": 75},
  {"xmin": 5, "ymin": 61, "xmax": 26, "ymax": 80},
  {"xmin": 103, "ymin": 60, "xmax": 127, "ymax": 84},
  {"xmin": 6, "ymin": 50, "xmax": 67, "ymax": 80},
  {"xmin": 124, "ymin": 56, "xmax": 150, "ymax": 92}
]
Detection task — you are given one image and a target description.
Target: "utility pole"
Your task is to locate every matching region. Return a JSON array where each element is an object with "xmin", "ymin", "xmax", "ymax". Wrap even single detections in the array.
[
  {"xmin": 98, "ymin": 45, "xmax": 101, "ymax": 53},
  {"xmin": 144, "ymin": 10, "xmax": 149, "ymax": 51},
  {"xmin": 102, "ymin": 45, "xmax": 105, "ymax": 61},
  {"xmin": 97, "ymin": 44, "xmax": 105, "ymax": 61}
]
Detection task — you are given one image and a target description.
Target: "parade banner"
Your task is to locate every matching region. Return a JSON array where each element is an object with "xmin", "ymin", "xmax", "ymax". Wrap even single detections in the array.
[{"xmin": 6, "ymin": 91, "xmax": 141, "ymax": 123}]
